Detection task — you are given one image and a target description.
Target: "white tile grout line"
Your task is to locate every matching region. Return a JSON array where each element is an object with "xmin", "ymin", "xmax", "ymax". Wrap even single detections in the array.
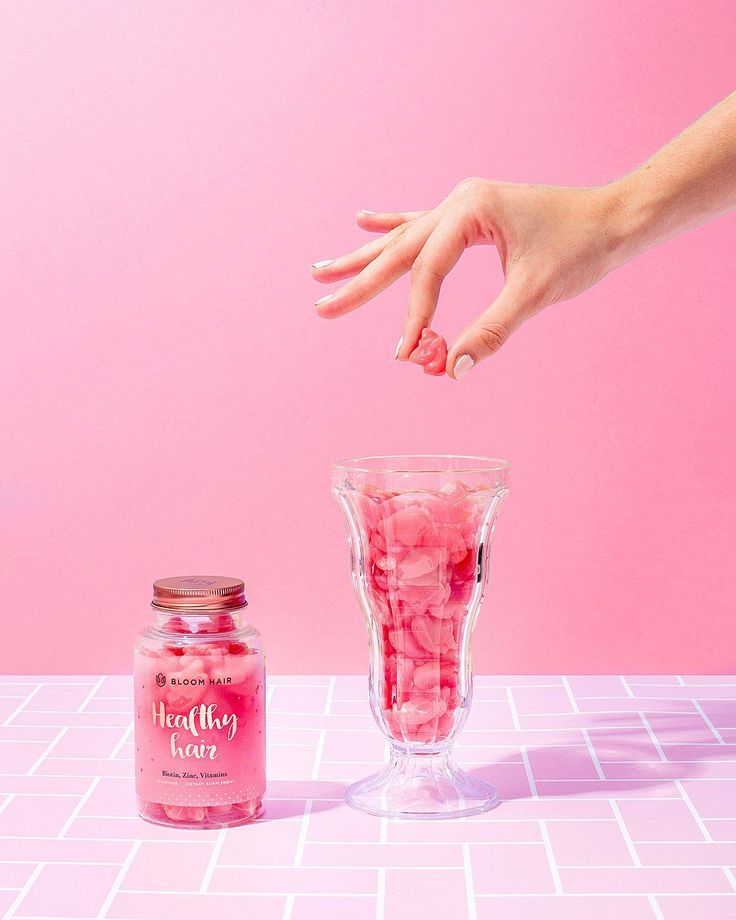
[
  {"xmin": 107, "ymin": 723, "xmax": 133, "ymax": 761},
  {"xmin": 375, "ymin": 867, "xmax": 385, "ymax": 920},
  {"xmin": 519, "ymin": 747, "xmax": 537, "ymax": 798},
  {"xmin": 200, "ymin": 827, "xmax": 227, "ymax": 893},
  {"xmin": 96, "ymin": 839, "xmax": 141, "ymax": 919},
  {"xmin": 691, "ymin": 699, "xmax": 726, "ymax": 744},
  {"xmin": 462, "ymin": 842, "xmax": 478, "ymax": 920},
  {"xmin": 638, "ymin": 713, "xmax": 667, "ymax": 762},
  {"xmin": 672, "ymin": 778, "xmax": 712, "ymax": 842},
  {"xmin": 76, "ymin": 677, "xmax": 106, "ymax": 713},
  {"xmin": 293, "ymin": 799, "xmax": 312, "ymax": 867},
  {"xmin": 539, "ymin": 820, "xmax": 563, "ymax": 895},
  {"xmin": 307, "ymin": 676, "xmax": 336, "ymax": 781},
  {"xmin": 724, "ymin": 867, "xmax": 736, "ymax": 892},
  {"xmin": 505, "ymin": 687, "xmax": 521, "ymax": 731},
  {"xmin": 323, "ymin": 675, "xmax": 336, "ymax": 715},
  {"xmin": 49, "ymin": 892, "xmax": 730, "ymax": 900},
  {"xmin": 311, "ymin": 732, "xmax": 326, "ymax": 781},
  {"xmin": 57, "ymin": 889, "xmax": 736, "ymax": 899},
  {"xmin": 648, "ymin": 894, "xmax": 665, "ymax": 920},
  {"xmin": 506, "ymin": 686, "xmax": 539, "ymax": 798},
  {"xmin": 609, "ymin": 799, "xmax": 642, "ymax": 867},
  {"xmin": 581, "ymin": 729, "xmax": 605, "ymax": 780},
  {"xmin": 676, "ymin": 675, "xmax": 686, "ymax": 686},
  {"xmin": 1, "ymin": 685, "xmax": 42, "ymax": 727},
  {"xmin": 2, "ymin": 862, "xmax": 44, "ymax": 920},
  {"xmin": 282, "ymin": 894, "xmax": 295, "ymax": 920},
  {"xmin": 56, "ymin": 775, "xmax": 101, "ymax": 838},
  {"xmin": 560, "ymin": 676, "xmax": 580, "ymax": 714},
  {"xmin": 379, "ymin": 816, "xmax": 388, "ymax": 844},
  {"xmin": 620, "ymin": 676, "xmax": 634, "ymax": 698},
  {"xmin": 26, "ymin": 727, "xmax": 69, "ymax": 775}
]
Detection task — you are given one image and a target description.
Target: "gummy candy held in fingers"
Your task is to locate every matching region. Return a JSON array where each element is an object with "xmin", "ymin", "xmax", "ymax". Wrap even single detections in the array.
[{"xmin": 408, "ymin": 328, "xmax": 448, "ymax": 376}]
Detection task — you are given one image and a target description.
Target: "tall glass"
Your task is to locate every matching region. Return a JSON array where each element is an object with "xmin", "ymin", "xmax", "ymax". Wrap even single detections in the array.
[{"xmin": 332, "ymin": 455, "xmax": 510, "ymax": 819}]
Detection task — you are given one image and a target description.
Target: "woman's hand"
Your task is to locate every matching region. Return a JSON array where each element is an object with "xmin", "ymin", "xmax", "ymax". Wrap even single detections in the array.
[{"xmin": 312, "ymin": 178, "xmax": 631, "ymax": 379}]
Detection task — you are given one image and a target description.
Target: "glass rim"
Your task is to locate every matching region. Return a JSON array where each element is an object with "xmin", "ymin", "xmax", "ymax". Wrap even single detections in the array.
[{"xmin": 332, "ymin": 454, "xmax": 511, "ymax": 475}]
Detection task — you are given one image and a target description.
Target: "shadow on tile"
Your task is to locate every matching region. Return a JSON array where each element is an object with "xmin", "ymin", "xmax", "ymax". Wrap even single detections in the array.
[{"xmin": 468, "ymin": 708, "xmax": 736, "ymax": 801}]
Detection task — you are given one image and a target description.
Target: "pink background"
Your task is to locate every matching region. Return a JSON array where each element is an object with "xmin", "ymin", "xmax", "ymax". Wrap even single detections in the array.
[{"xmin": 2, "ymin": 1, "xmax": 735, "ymax": 675}]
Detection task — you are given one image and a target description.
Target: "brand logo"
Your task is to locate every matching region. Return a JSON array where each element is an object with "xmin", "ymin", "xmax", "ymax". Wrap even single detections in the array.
[{"xmin": 155, "ymin": 673, "xmax": 166, "ymax": 688}]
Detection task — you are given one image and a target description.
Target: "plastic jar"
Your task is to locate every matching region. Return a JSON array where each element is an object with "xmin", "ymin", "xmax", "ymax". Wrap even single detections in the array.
[{"xmin": 134, "ymin": 576, "xmax": 266, "ymax": 828}]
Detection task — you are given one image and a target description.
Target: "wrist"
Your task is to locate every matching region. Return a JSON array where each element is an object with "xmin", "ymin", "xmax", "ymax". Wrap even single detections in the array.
[
  {"xmin": 598, "ymin": 169, "xmax": 691, "ymax": 268},
  {"xmin": 595, "ymin": 176, "xmax": 660, "ymax": 268}
]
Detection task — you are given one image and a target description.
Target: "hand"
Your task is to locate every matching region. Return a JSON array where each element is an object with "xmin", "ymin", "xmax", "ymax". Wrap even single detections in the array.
[{"xmin": 312, "ymin": 178, "xmax": 630, "ymax": 379}]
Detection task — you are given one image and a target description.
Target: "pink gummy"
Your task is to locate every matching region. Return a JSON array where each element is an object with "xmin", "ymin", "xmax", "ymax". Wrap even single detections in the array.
[
  {"xmin": 396, "ymin": 694, "xmax": 447, "ymax": 727},
  {"xmin": 396, "ymin": 548, "xmax": 444, "ymax": 582},
  {"xmin": 163, "ymin": 804, "xmax": 207, "ymax": 823},
  {"xmin": 208, "ymin": 803, "xmax": 233, "ymax": 816},
  {"xmin": 388, "ymin": 627, "xmax": 432, "ymax": 660},
  {"xmin": 234, "ymin": 798, "xmax": 262, "ymax": 818},
  {"xmin": 352, "ymin": 480, "xmax": 495, "ymax": 747},
  {"xmin": 413, "ymin": 661, "xmax": 440, "ymax": 690},
  {"xmin": 383, "ymin": 508, "xmax": 435, "ymax": 548},
  {"xmin": 410, "ymin": 615, "xmax": 455, "ymax": 655},
  {"xmin": 408, "ymin": 328, "xmax": 448, "ymax": 376}
]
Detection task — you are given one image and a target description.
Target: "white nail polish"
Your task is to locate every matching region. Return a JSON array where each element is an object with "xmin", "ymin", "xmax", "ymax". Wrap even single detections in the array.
[
  {"xmin": 360, "ymin": 209, "xmax": 377, "ymax": 215},
  {"xmin": 312, "ymin": 259, "xmax": 334, "ymax": 269},
  {"xmin": 394, "ymin": 336, "xmax": 403, "ymax": 359},
  {"xmin": 454, "ymin": 354, "xmax": 474, "ymax": 380},
  {"xmin": 315, "ymin": 294, "xmax": 335, "ymax": 307}
]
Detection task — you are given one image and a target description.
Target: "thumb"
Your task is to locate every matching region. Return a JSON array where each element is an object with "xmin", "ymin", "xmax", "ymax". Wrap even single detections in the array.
[{"xmin": 446, "ymin": 277, "xmax": 534, "ymax": 380}]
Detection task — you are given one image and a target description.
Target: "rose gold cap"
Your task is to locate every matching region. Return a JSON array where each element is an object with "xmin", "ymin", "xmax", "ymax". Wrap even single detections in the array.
[{"xmin": 151, "ymin": 576, "xmax": 247, "ymax": 611}]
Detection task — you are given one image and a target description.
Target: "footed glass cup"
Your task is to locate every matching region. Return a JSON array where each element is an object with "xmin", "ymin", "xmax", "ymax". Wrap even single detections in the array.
[{"xmin": 332, "ymin": 455, "xmax": 510, "ymax": 819}]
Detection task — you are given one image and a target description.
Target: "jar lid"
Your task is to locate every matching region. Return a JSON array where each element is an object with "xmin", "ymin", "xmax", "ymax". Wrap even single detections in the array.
[{"xmin": 152, "ymin": 576, "xmax": 247, "ymax": 611}]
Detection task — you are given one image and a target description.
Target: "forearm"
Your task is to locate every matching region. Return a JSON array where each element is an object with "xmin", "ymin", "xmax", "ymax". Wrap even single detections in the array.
[{"xmin": 609, "ymin": 90, "xmax": 736, "ymax": 263}]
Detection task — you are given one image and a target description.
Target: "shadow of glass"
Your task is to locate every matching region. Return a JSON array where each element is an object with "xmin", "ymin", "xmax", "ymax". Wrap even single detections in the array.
[{"xmin": 467, "ymin": 708, "xmax": 735, "ymax": 801}]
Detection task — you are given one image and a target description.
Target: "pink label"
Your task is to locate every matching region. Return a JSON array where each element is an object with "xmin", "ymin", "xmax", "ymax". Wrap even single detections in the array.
[{"xmin": 134, "ymin": 648, "xmax": 265, "ymax": 807}]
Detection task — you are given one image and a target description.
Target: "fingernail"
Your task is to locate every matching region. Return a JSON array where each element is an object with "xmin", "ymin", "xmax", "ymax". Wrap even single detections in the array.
[
  {"xmin": 394, "ymin": 336, "xmax": 403, "ymax": 359},
  {"xmin": 360, "ymin": 209, "xmax": 377, "ymax": 215},
  {"xmin": 315, "ymin": 294, "xmax": 335, "ymax": 307},
  {"xmin": 454, "ymin": 354, "xmax": 474, "ymax": 380},
  {"xmin": 312, "ymin": 259, "xmax": 334, "ymax": 269}
]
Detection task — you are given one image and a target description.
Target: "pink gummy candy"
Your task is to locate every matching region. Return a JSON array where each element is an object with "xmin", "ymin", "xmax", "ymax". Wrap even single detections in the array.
[
  {"xmin": 408, "ymin": 328, "xmax": 448, "ymax": 376},
  {"xmin": 163, "ymin": 804, "xmax": 207, "ymax": 823},
  {"xmin": 353, "ymin": 479, "xmax": 493, "ymax": 744}
]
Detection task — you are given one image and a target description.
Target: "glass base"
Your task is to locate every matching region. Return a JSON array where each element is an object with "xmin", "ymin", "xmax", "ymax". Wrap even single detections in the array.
[{"xmin": 346, "ymin": 750, "xmax": 498, "ymax": 820}]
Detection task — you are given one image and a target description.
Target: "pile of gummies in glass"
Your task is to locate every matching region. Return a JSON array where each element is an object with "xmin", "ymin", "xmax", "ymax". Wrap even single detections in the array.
[
  {"xmin": 137, "ymin": 613, "xmax": 264, "ymax": 827},
  {"xmin": 353, "ymin": 480, "xmax": 491, "ymax": 745}
]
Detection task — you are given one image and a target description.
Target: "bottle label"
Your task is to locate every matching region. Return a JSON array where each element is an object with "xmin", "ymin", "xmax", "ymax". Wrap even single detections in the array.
[{"xmin": 134, "ymin": 647, "xmax": 265, "ymax": 807}]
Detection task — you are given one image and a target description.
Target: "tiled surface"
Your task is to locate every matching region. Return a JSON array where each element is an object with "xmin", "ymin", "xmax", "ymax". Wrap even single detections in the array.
[{"xmin": 0, "ymin": 676, "xmax": 735, "ymax": 919}]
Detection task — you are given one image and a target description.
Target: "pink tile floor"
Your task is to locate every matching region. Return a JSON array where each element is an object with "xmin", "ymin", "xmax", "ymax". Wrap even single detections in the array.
[{"xmin": 1, "ymin": 675, "xmax": 735, "ymax": 919}]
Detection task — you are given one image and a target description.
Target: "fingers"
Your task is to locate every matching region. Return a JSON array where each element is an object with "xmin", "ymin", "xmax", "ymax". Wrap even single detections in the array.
[
  {"xmin": 356, "ymin": 209, "xmax": 429, "ymax": 233},
  {"xmin": 445, "ymin": 276, "xmax": 533, "ymax": 379},
  {"xmin": 315, "ymin": 216, "xmax": 435, "ymax": 319},
  {"xmin": 396, "ymin": 212, "xmax": 468, "ymax": 359},
  {"xmin": 312, "ymin": 212, "xmax": 430, "ymax": 284},
  {"xmin": 312, "ymin": 233, "xmax": 394, "ymax": 284}
]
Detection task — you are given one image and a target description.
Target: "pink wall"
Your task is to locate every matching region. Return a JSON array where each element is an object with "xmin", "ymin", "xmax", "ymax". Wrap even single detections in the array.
[{"xmin": 2, "ymin": 1, "xmax": 735, "ymax": 675}]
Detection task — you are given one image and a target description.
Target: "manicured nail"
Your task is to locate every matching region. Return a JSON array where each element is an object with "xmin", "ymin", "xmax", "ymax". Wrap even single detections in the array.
[
  {"xmin": 315, "ymin": 294, "xmax": 335, "ymax": 307},
  {"xmin": 394, "ymin": 336, "xmax": 403, "ymax": 359},
  {"xmin": 312, "ymin": 259, "xmax": 334, "ymax": 270},
  {"xmin": 454, "ymin": 354, "xmax": 474, "ymax": 380},
  {"xmin": 360, "ymin": 209, "xmax": 377, "ymax": 215}
]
